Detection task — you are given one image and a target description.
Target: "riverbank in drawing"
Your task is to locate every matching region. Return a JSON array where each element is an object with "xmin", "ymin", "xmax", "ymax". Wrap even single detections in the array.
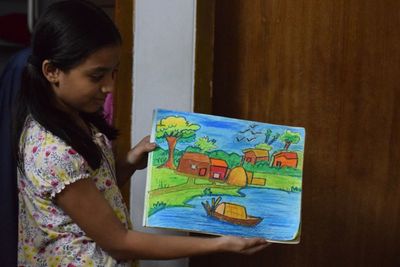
[{"xmin": 146, "ymin": 166, "xmax": 302, "ymax": 217}]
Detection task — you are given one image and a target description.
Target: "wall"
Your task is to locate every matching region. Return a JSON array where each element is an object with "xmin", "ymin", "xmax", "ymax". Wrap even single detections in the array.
[{"xmin": 131, "ymin": 1, "xmax": 196, "ymax": 267}]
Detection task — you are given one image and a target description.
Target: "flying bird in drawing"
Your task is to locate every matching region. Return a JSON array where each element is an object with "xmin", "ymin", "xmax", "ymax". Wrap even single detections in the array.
[
  {"xmin": 246, "ymin": 137, "xmax": 257, "ymax": 142},
  {"xmin": 236, "ymin": 136, "xmax": 246, "ymax": 142},
  {"xmin": 250, "ymin": 130, "xmax": 262, "ymax": 135},
  {"xmin": 239, "ymin": 129, "xmax": 250, "ymax": 134}
]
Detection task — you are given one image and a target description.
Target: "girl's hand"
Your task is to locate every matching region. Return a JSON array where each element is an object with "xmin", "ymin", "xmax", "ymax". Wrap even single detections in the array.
[
  {"xmin": 216, "ymin": 236, "xmax": 270, "ymax": 255},
  {"xmin": 126, "ymin": 135, "xmax": 157, "ymax": 170}
]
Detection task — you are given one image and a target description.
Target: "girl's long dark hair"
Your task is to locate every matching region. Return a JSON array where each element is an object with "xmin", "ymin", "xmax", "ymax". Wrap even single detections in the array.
[{"xmin": 13, "ymin": 0, "xmax": 121, "ymax": 171}]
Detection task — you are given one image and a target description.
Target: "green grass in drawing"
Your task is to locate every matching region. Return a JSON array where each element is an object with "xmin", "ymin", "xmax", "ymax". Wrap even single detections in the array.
[
  {"xmin": 147, "ymin": 167, "xmax": 242, "ymax": 216},
  {"xmin": 147, "ymin": 163, "xmax": 302, "ymax": 217}
]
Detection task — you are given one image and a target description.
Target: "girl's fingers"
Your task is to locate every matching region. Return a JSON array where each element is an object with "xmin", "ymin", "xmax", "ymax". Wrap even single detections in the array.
[
  {"xmin": 244, "ymin": 238, "xmax": 268, "ymax": 247},
  {"xmin": 127, "ymin": 136, "xmax": 157, "ymax": 165},
  {"xmin": 141, "ymin": 135, "xmax": 151, "ymax": 143},
  {"xmin": 238, "ymin": 238, "xmax": 270, "ymax": 255},
  {"xmin": 134, "ymin": 136, "xmax": 156, "ymax": 153},
  {"xmin": 242, "ymin": 242, "xmax": 271, "ymax": 255},
  {"xmin": 142, "ymin": 142, "xmax": 156, "ymax": 153}
]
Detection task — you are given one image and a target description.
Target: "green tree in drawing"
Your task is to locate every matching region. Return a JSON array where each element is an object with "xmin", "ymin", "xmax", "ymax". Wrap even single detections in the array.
[
  {"xmin": 279, "ymin": 130, "xmax": 301, "ymax": 151},
  {"xmin": 156, "ymin": 116, "xmax": 200, "ymax": 169},
  {"xmin": 195, "ymin": 136, "xmax": 217, "ymax": 153},
  {"xmin": 264, "ymin": 129, "xmax": 272, "ymax": 143},
  {"xmin": 264, "ymin": 129, "xmax": 281, "ymax": 145}
]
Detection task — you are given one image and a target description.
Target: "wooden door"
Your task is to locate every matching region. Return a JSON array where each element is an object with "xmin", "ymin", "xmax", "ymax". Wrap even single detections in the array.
[
  {"xmin": 191, "ymin": 1, "xmax": 400, "ymax": 266},
  {"xmin": 114, "ymin": 0, "xmax": 133, "ymax": 208}
]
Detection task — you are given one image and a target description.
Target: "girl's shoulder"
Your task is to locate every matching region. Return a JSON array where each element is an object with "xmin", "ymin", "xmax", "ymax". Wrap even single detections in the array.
[
  {"xmin": 21, "ymin": 116, "xmax": 64, "ymax": 148},
  {"xmin": 20, "ymin": 116, "xmax": 93, "ymax": 199}
]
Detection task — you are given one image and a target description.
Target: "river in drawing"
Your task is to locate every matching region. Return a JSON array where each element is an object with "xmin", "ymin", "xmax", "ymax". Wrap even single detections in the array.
[{"xmin": 147, "ymin": 187, "xmax": 301, "ymax": 241}]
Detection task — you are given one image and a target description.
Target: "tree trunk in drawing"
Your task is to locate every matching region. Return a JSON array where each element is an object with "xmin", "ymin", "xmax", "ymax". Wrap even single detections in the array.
[
  {"xmin": 156, "ymin": 115, "xmax": 200, "ymax": 169},
  {"xmin": 163, "ymin": 136, "xmax": 178, "ymax": 169},
  {"xmin": 284, "ymin": 141, "xmax": 292, "ymax": 151}
]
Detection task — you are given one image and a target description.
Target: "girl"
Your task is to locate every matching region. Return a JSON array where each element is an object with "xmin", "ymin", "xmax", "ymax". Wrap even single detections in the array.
[{"xmin": 14, "ymin": 1, "xmax": 269, "ymax": 266}]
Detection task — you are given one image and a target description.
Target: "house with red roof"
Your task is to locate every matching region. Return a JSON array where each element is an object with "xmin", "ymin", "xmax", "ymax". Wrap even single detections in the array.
[
  {"xmin": 242, "ymin": 148, "xmax": 269, "ymax": 165},
  {"xmin": 271, "ymin": 151, "xmax": 298, "ymax": 168},
  {"xmin": 209, "ymin": 158, "xmax": 228, "ymax": 180},
  {"xmin": 177, "ymin": 152, "xmax": 210, "ymax": 177}
]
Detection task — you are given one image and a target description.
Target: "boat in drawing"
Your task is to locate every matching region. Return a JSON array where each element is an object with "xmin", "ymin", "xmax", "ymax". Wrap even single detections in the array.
[{"xmin": 202, "ymin": 197, "xmax": 262, "ymax": 227}]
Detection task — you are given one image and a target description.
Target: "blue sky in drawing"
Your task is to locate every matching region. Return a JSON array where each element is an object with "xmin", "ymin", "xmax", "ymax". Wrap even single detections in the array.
[{"xmin": 151, "ymin": 109, "xmax": 306, "ymax": 155}]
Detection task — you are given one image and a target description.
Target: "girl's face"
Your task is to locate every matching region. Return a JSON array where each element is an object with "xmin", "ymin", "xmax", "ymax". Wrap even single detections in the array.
[{"xmin": 50, "ymin": 45, "xmax": 120, "ymax": 114}]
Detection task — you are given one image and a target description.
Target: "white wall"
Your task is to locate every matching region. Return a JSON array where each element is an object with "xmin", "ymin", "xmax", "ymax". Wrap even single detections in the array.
[{"xmin": 131, "ymin": 1, "xmax": 197, "ymax": 267}]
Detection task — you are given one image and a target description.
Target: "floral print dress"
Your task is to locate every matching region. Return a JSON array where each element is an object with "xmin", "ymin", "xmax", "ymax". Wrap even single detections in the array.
[{"xmin": 18, "ymin": 116, "xmax": 133, "ymax": 267}]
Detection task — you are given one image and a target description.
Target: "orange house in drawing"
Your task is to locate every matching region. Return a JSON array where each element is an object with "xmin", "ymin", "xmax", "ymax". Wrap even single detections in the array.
[
  {"xmin": 272, "ymin": 151, "xmax": 298, "ymax": 168},
  {"xmin": 177, "ymin": 152, "xmax": 210, "ymax": 177},
  {"xmin": 242, "ymin": 149, "xmax": 269, "ymax": 165},
  {"xmin": 177, "ymin": 152, "xmax": 229, "ymax": 180}
]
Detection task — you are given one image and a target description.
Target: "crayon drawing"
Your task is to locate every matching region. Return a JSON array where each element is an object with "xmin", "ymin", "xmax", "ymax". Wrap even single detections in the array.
[{"xmin": 143, "ymin": 109, "xmax": 305, "ymax": 243}]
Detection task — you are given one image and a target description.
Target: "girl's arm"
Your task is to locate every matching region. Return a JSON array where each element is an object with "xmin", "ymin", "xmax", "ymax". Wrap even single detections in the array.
[
  {"xmin": 55, "ymin": 178, "xmax": 269, "ymax": 261},
  {"xmin": 115, "ymin": 136, "xmax": 156, "ymax": 187}
]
